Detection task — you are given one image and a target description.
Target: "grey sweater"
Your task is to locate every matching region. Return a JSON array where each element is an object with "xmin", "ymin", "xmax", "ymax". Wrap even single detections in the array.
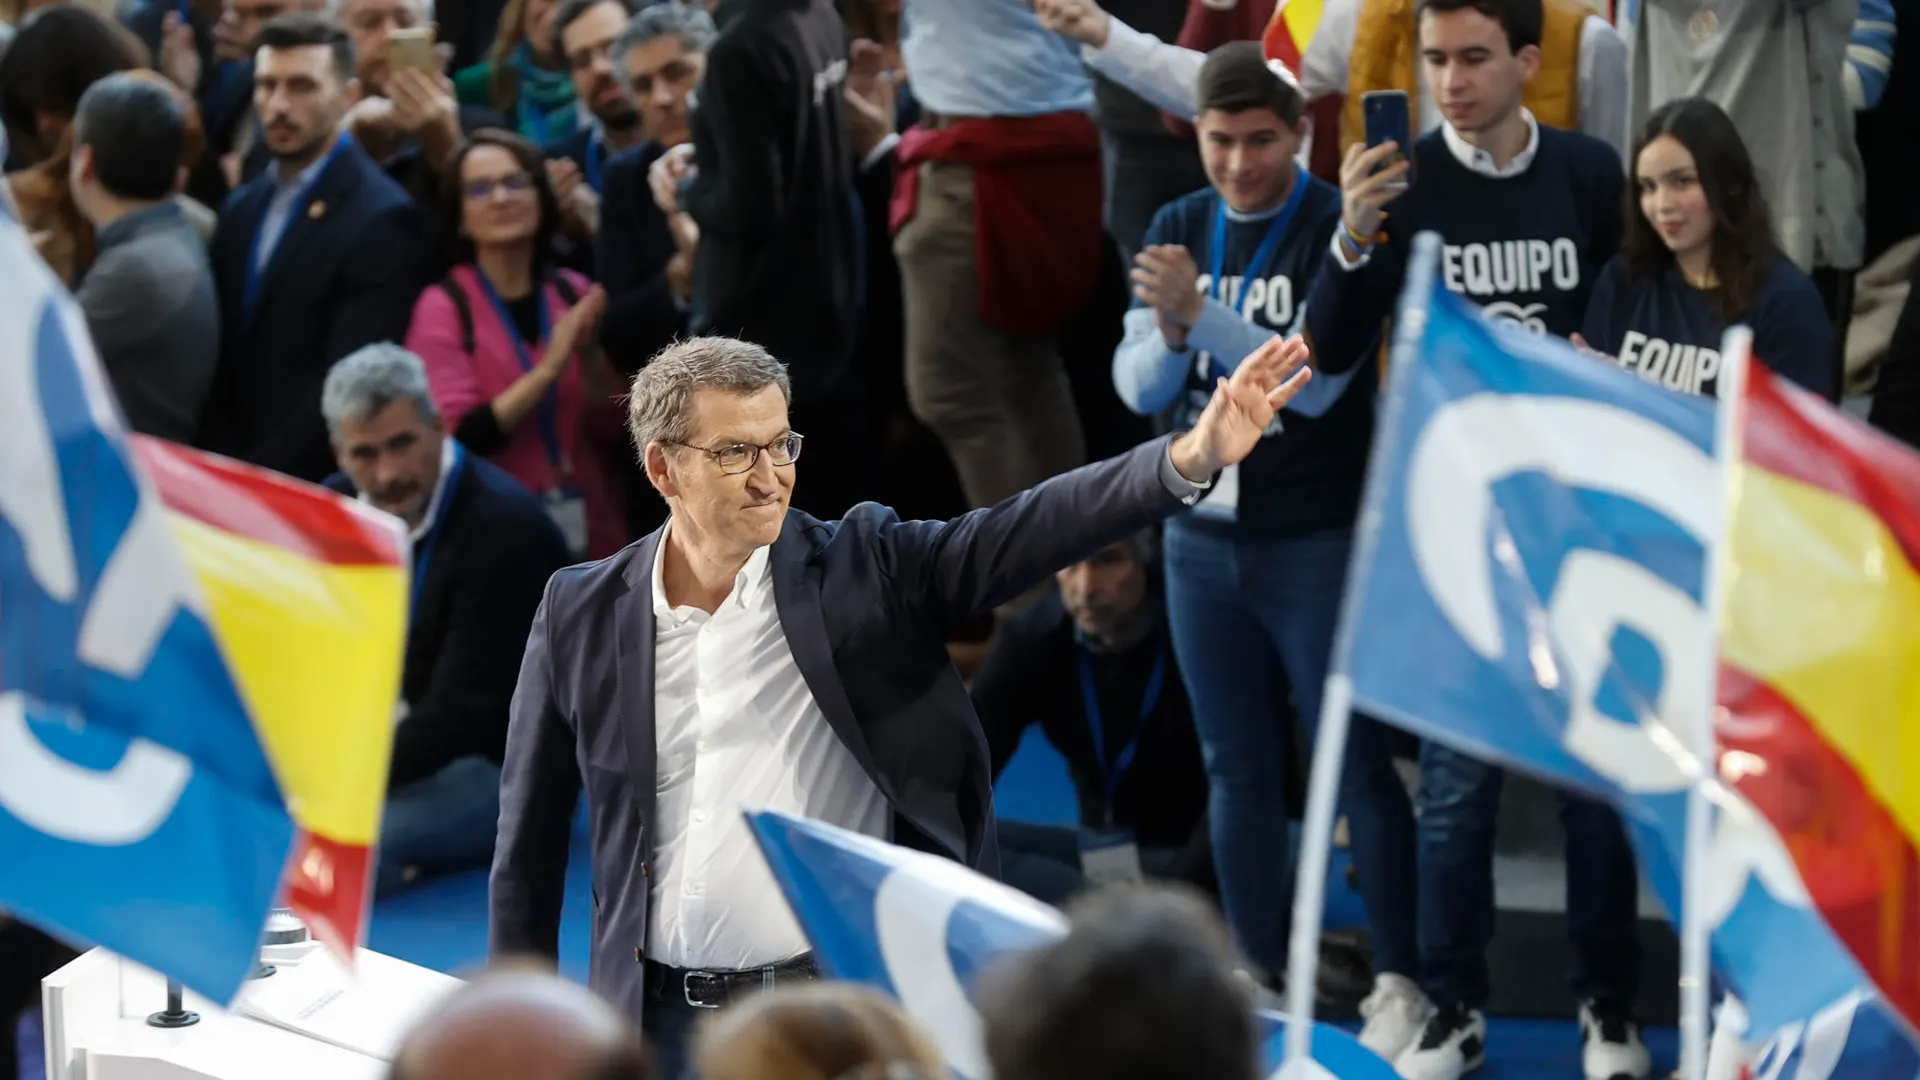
[{"xmin": 76, "ymin": 200, "xmax": 220, "ymax": 442}]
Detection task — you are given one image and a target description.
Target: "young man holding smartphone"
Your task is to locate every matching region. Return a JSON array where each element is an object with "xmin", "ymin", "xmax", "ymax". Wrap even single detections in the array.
[{"xmin": 1299, "ymin": 4, "xmax": 1646, "ymax": 1080}]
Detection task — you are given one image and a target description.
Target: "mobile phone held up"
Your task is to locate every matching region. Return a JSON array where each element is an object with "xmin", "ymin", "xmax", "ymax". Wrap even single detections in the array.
[
  {"xmin": 1362, "ymin": 90, "xmax": 1414, "ymax": 190},
  {"xmin": 388, "ymin": 26, "xmax": 438, "ymax": 76}
]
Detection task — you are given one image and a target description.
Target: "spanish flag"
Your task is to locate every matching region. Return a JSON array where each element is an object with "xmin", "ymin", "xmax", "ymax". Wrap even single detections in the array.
[
  {"xmin": 132, "ymin": 438, "xmax": 409, "ymax": 959},
  {"xmin": 1717, "ymin": 364, "xmax": 1920, "ymax": 1034},
  {"xmin": 1263, "ymin": 0, "xmax": 1324, "ymax": 75}
]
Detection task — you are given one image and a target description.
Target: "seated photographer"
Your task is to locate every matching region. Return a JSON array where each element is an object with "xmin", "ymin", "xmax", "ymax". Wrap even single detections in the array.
[{"xmin": 973, "ymin": 529, "xmax": 1211, "ymax": 905}]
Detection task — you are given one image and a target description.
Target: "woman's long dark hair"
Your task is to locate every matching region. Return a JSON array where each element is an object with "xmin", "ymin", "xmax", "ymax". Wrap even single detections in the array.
[
  {"xmin": 438, "ymin": 127, "xmax": 563, "ymax": 275},
  {"xmin": 1620, "ymin": 95, "xmax": 1777, "ymax": 323}
]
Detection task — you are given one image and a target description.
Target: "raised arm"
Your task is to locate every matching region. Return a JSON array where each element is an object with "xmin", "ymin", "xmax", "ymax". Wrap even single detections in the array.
[
  {"xmin": 880, "ymin": 336, "xmax": 1315, "ymax": 634},
  {"xmin": 1033, "ymin": 0, "xmax": 1204, "ymax": 120}
]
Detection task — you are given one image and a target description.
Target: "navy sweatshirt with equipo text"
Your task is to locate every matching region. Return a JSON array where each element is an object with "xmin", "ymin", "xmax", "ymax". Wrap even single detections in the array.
[
  {"xmin": 1580, "ymin": 256, "xmax": 1833, "ymax": 398},
  {"xmin": 1305, "ymin": 123, "xmax": 1625, "ymax": 374},
  {"xmin": 1113, "ymin": 177, "xmax": 1369, "ymax": 538}
]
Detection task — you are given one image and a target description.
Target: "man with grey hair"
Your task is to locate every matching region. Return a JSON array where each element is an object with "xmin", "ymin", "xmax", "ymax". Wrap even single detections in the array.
[
  {"xmin": 598, "ymin": 1, "xmax": 716, "ymax": 377},
  {"xmin": 321, "ymin": 343, "xmax": 570, "ymax": 899},
  {"xmin": 492, "ymin": 332, "xmax": 1315, "ymax": 1078}
]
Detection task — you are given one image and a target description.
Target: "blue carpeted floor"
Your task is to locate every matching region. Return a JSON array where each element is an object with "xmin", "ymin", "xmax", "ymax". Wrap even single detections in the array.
[{"xmin": 368, "ymin": 730, "xmax": 1677, "ymax": 1077}]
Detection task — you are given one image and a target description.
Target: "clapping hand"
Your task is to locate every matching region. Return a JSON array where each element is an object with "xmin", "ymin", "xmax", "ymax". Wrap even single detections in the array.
[
  {"xmin": 160, "ymin": 12, "xmax": 201, "ymax": 93},
  {"xmin": 649, "ymin": 144, "xmax": 696, "ymax": 215},
  {"xmin": 1169, "ymin": 335, "xmax": 1313, "ymax": 480},
  {"xmin": 1132, "ymin": 244, "xmax": 1205, "ymax": 328},
  {"xmin": 547, "ymin": 158, "xmax": 601, "ymax": 239}
]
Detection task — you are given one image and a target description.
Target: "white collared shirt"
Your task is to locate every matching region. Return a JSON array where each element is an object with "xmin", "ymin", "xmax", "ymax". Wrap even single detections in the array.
[
  {"xmin": 645, "ymin": 522, "xmax": 889, "ymax": 970},
  {"xmin": 1440, "ymin": 107, "xmax": 1541, "ymax": 179}
]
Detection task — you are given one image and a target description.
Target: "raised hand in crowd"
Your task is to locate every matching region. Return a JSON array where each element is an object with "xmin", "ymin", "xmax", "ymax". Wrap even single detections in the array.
[
  {"xmin": 1337, "ymin": 140, "xmax": 1410, "ymax": 250},
  {"xmin": 546, "ymin": 158, "xmax": 601, "ymax": 241},
  {"xmin": 1030, "ymin": 0, "xmax": 1112, "ymax": 48},
  {"xmin": 1132, "ymin": 243, "xmax": 1205, "ymax": 348},
  {"xmin": 1173, "ymin": 334, "xmax": 1314, "ymax": 480},
  {"xmin": 648, "ymin": 144, "xmax": 697, "ymax": 216},
  {"xmin": 845, "ymin": 38, "xmax": 897, "ymax": 161},
  {"xmin": 551, "ymin": 285, "xmax": 610, "ymax": 363},
  {"xmin": 159, "ymin": 11, "xmax": 201, "ymax": 94},
  {"xmin": 388, "ymin": 67, "xmax": 463, "ymax": 172}
]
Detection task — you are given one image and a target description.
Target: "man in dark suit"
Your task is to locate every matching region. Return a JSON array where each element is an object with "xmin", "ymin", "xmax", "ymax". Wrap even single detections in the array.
[
  {"xmin": 319, "ymin": 343, "xmax": 571, "ymax": 897},
  {"xmin": 598, "ymin": 2, "xmax": 714, "ymax": 373},
  {"xmin": 648, "ymin": 0, "xmax": 866, "ymax": 519},
  {"xmin": 200, "ymin": 12, "xmax": 431, "ymax": 483},
  {"xmin": 490, "ymin": 333, "xmax": 1314, "ymax": 1078}
]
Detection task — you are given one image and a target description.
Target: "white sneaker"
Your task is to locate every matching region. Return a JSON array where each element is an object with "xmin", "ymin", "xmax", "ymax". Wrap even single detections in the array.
[
  {"xmin": 1394, "ymin": 1004, "xmax": 1487, "ymax": 1080},
  {"xmin": 1358, "ymin": 973, "xmax": 1434, "ymax": 1062},
  {"xmin": 1580, "ymin": 999, "xmax": 1651, "ymax": 1080}
]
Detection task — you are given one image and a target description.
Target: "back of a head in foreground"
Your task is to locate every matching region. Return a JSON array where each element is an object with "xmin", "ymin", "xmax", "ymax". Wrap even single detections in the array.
[
  {"xmin": 694, "ymin": 981, "xmax": 947, "ymax": 1080},
  {"xmin": 977, "ymin": 885, "xmax": 1261, "ymax": 1080},
  {"xmin": 388, "ymin": 963, "xmax": 653, "ymax": 1080}
]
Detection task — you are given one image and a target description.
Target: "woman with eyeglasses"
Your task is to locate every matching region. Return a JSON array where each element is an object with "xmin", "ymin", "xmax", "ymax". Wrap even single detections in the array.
[
  {"xmin": 1575, "ymin": 96, "xmax": 1833, "ymax": 400},
  {"xmin": 406, "ymin": 127, "xmax": 628, "ymax": 558}
]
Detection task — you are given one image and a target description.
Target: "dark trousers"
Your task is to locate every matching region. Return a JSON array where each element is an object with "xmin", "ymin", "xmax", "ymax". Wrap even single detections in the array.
[
  {"xmin": 788, "ymin": 380, "xmax": 874, "ymax": 522},
  {"xmin": 641, "ymin": 993, "xmax": 704, "ymax": 1080},
  {"xmin": 1100, "ymin": 128, "xmax": 1210, "ymax": 263},
  {"xmin": 1417, "ymin": 744, "xmax": 1644, "ymax": 1009}
]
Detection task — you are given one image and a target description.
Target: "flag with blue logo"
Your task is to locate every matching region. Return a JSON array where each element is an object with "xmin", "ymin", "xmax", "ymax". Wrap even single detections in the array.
[
  {"xmin": 0, "ymin": 212, "xmax": 296, "ymax": 1002},
  {"xmin": 746, "ymin": 810, "xmax": 1396, "ymax": 1080},
  {"xmin": 1338, "ymin": 233, "xmax": 1871, "ymax": 1040},
  {"xmin": 1748, "ymin": 994, "xmax": 1920, "ymax": 1080}
]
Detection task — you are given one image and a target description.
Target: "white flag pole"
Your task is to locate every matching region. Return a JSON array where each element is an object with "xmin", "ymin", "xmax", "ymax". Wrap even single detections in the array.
[
  {"xmin": 1282, "ymin": 232, "xmax": 1444, "ymax": 1067},
  {"xmin": 1678, "ymin": 324, "xmax": 1752, "ymax": 1080}
]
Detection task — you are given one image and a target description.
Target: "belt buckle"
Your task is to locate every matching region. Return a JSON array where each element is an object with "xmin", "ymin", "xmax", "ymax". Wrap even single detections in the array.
[{"xmin": 683, "ymin": 970, "xmax": 726, "ymax": 1009}]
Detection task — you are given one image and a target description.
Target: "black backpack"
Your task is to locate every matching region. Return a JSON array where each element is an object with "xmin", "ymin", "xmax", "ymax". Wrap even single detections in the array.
[{"xmin": 438, "ymin": 272, "xmax": 582, "ymax": 354}]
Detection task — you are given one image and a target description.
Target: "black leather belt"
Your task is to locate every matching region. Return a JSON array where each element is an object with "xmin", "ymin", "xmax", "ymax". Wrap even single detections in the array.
[{"xmin": 643, "ymin": 954, "xmax": 819, "ymax": 1009}]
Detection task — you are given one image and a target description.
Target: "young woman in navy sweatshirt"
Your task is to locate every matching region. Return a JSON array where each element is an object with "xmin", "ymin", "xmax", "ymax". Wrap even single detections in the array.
[{"xmin": 1577, "ymin": 96, "xmax": 1833, "ymax": 400}]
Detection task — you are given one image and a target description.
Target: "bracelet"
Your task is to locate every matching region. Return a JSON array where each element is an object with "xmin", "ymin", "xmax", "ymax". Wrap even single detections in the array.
[{"xmin": 1342, "ymin": 222, "xmax": 1375, "ymax": 250}]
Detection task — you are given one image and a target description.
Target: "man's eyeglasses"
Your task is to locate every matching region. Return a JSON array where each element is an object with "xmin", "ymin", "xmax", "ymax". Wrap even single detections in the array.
[
  {"xmin": 462, "ymin": 171, "xmax": 535, "ymax": 201},
  {"xmin": 666, "ymin": 433, "xmax": 804, "ymax": 474}
]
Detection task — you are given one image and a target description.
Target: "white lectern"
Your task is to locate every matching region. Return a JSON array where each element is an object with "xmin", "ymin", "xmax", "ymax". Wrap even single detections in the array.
[{"xmin": 41, "ymin": 942, "xmax": 463, "ymax": 1080}]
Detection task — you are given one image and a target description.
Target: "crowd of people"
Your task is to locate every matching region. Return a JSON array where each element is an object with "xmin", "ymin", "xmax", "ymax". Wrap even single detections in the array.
[{"xmin": 2, "ymin": 0, "xmax": 1917, "ymax": 1078}]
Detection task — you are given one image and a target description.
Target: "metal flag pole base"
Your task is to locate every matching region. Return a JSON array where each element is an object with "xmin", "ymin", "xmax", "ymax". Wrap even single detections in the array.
[
  {"xmin": 146, "ymin": 979, "xmax": 200, "ymax": 1028},
  {"xmin": 249, "ymin": 959, "xmax": 277, "ymax": 979}
]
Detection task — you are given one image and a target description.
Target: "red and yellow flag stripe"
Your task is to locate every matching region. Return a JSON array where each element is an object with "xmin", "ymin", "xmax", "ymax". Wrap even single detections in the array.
[
  {"xmin": 1717, "ymin": 365, "xmax": 1920, "ymax": 1033},
  {"xmin": 1263, "ymin": 0, "xmax": 1324, "ymax": 74},
  {"xmin": 134, "ymin": 437, "xmax": 408, "ymax": 956}
]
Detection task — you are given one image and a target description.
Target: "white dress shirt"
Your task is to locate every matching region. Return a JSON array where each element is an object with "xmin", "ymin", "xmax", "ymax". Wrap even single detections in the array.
[{"xmin": 644, "ymin": 522, "xmax": 889, "ymax": 971}]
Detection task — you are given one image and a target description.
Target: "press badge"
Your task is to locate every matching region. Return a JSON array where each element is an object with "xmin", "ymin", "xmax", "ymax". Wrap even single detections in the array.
[
  {"xmin": 545, "ymin": 488, "xmax": 588, "ymax": 558},
  {"xmin": 1078, "ymin": 829, "xmax": 1144, "ymax": 887}
]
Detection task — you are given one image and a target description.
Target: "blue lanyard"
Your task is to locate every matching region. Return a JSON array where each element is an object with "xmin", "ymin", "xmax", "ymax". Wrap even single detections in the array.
[
  {"xmin": 518, "ymin": 97, "xmax": 553, "ymax": 147},
  {"xmin": 1077, "ymin": 634, "xmax": 1169, "ymax": 811},
  {"xmin": 583, "ymin": 132, "xmax": 604, "ymax": 195},
  {"xmin": 473, "ymin": 268, "xmax": 567, "ymax": 474},
  {"xmin": 409, "ymin": 443, "xmax": 466, "ymax": 619},
  {"xmin": 244, "ymin": 133, "xmax": 349, "ymax": 316},
  {"xmin": 1208, "ymin": 172, "xmax": 1310, "ymax": 314}
]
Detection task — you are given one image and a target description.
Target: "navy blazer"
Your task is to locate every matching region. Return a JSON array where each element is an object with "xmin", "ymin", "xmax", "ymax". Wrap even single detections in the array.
[
  {"xmin": 199, "ymin": 141, "xmax": 431, "ymax": 482},
  {"xmin": 490, "ymin": 436, "xmax": 1194, "ymax": 1021},
  {"xmin": 596, "ymin": 140, "xmax": 683, "ymax": 374}
]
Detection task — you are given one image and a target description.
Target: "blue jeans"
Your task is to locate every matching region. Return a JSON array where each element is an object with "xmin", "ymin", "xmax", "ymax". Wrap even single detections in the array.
[
  {"xmin": 1163, "ymin": 520, "xmax": 1418, "ymax": 980},
  {"xmin": 375, "ymin": 756, "xmax": 503, "ymax": 899},
  {"xmin": 1418, "ymin": 743, "xmax": 1644, "ymax": 1008}
]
